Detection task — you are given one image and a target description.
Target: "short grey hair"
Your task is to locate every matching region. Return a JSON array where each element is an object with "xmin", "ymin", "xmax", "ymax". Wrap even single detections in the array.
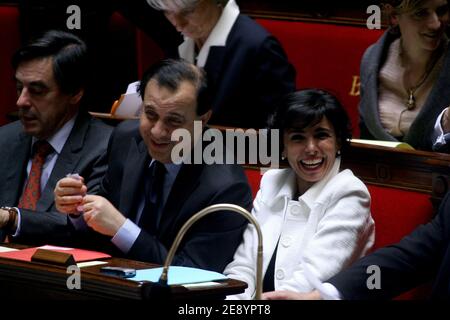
[{"xmin": 147, "ymin": 0, "xmax": 228, "ymax": 11}]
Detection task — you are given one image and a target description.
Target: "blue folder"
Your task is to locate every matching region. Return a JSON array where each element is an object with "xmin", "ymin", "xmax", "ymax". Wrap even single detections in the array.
[{"xmin": 129, "ymin": 266, "xmax": 228, "ymax": 285}]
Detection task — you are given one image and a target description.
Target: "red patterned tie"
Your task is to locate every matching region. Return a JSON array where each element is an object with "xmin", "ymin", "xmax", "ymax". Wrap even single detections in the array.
[{"xmin": 18, "ymin": 140, "xmax": 53, "ymax": 210}]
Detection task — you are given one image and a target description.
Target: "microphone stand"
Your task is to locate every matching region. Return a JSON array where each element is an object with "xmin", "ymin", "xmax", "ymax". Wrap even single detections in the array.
[{"xmin": 159, "ymin": 203, "xmax": 264, "ymax": 300}]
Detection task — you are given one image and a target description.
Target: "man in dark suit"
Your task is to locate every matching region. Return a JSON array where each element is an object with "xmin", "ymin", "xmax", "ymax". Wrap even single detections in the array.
[
  {"xmin": 0, "ymin": 30, "xmax": 112, "ymax": 245},
  {"xmin": 263, "ymin": 191, "xmax": 450, "ymax": 300},
  {"xmin": 55, "ymin": 59, "xmax": 252, "ymax": 272}
]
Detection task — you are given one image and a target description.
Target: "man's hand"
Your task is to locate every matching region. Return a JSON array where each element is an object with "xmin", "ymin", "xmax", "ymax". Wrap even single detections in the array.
[
  {"xmin": 441, "ymin": 107, "xmax": 450, "ymax": 134},
  {"xmin": 262, "ymin": 290, "xmax": 322, "ymax": 300},
  {"xmin": 82, "ymin": 195, "xmax": 126, "ymax": 237},
  {"xmin": 0, "ymin": 209, "xmax": 9, "ymax": 228},
  {"xmin": 54, "ymin": 176, "xmax": 87, "ymax": 214}
]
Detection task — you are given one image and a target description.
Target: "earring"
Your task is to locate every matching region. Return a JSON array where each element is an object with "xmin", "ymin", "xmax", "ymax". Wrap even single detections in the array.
[
  {"xmin": 281, "ymin": 152, "xmax": 286, "ymax": 160},
  {"xmin": 336, "ymin": 150, "xmax": 341, "ymax": 156}
]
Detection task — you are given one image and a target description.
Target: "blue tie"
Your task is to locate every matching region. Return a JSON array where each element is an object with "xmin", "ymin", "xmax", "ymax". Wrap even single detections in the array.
[{"xmin": 138, "ymin": 161, "xmax": 166, "ymax": 234}]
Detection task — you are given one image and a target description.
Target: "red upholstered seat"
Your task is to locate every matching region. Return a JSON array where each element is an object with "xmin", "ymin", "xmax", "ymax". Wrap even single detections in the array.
[
  {"xmin": 244, "ymin": 167, "xmax": 262, "ymax": 199},
  {"xmin": 0, "ymin": 5, "xmax": 20, "ymax": 126},
  {"xmin": 367, "ymin": 185, "xmax": 434, "ymax": 251},
  {"xmin": 367, "ymin": 185, "xmax": 434, "ymax": 300},
  {"xmin": 135, "ymin": 29, "xmax": 164, "ymax": 80},
  {"xmin": 255, "ymin": 19, "xmax": 383, "ymax": 137}
]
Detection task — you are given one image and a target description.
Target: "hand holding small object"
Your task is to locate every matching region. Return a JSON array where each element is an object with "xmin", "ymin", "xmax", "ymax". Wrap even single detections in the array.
[{"xmin": 54, "ymin": 173, "xmax": 86, "ymax": 214}]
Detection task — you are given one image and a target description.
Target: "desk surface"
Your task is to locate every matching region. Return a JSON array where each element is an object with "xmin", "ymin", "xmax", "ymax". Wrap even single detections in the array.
[{"xmin": 0, "ymin": 249, "xmax": 247, "ymax": 300}]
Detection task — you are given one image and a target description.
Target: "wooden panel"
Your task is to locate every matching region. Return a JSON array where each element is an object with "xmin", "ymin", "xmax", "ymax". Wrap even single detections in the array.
[{"xmin": 239, "ymin": 0, "xmax": 384, "ymax": 27}]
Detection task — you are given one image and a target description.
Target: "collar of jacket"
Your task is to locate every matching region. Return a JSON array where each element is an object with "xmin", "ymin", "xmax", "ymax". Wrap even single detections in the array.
[{"xmin": 261, "ymin": 157, "xmax": 342, "ymax": 210}]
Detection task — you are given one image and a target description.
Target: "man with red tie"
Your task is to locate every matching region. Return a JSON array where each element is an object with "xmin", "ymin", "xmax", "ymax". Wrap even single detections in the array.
[{"xmin": 0, "ymin": 30, "xmax": 112, "ymax": 244}]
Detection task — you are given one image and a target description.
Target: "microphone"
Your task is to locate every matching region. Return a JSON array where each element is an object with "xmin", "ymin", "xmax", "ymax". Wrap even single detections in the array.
[{"xmin": 158, "ymin": 203, "xmax": 264, "ymax": 300}]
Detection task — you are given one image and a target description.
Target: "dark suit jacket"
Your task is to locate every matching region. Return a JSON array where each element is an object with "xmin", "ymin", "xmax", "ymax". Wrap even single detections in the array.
[
  {"xmin": 0, "ymin": 112, "xmax": 112, "ymax": 244},
  {"xmin": 202, "ymin": 14, "xmax": 296, "ymax": 129},
  {"xmin": 329, "ymin": 192, "xmax": 450, "ymax": 300},
  {"xmin": 359, "ymin": 30, "xmax": 450, "ymax": 151},
  {"xmin": 89, "ymin": 120, "xmax": 252, "ymax": 272}
]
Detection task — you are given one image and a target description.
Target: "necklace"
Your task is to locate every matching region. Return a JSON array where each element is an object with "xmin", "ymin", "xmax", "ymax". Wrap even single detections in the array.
[
  {"xmin": 403, "ymin": 48, "xmax": 443, "ymax": 110},
  {"xmin": 405, "ymin": 68, "xmax": 433, "ymax": 110}
]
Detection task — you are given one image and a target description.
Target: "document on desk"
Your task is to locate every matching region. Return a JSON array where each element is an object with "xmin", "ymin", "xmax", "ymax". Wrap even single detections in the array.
[
  {"xmin": 0, "ymin": 245, "xmax": 111, "ymax": 262},
  {"xmin": 129, "ymin": 266, "xmax": 228, "ymax": 285},
  {"xmin": 112, "ymin": 81, "xmax": 142, "ymax": 117},
  {"xmin": 0, "ymin": 246, "xmax": 19, "ymax": 253}
]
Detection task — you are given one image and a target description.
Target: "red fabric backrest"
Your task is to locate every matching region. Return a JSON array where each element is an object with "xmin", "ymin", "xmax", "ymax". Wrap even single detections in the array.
[
  {"xmin": 135, "ymin": 29, "xmax": 164, "ymax": 80},
  {"xmin": 367, "ymin": 185, "xmax": 434, "ymax": 251},
  {"xmin": 0, "ymin": 6, "xmax": 20, "ymax": 126},
  {"xmin": 255, "ymin": 19, "xmax": 383, "ymax": 137},
  {"xmin": 244, "ymin": 167, "xmax": 262, "ymax": 199},
  {"xmin": 367, "ymin": 185, "xmax": 434, "ymax": 300}
]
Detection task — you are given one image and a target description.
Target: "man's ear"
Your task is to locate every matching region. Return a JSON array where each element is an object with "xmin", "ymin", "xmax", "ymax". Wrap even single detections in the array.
[
  {"xmin": 70, "ymin": 89, "xmax": 84, "ymax": 105},
  {"xmin": 199, "ymin": 110, "xmax": 212, "ymax": 125}
]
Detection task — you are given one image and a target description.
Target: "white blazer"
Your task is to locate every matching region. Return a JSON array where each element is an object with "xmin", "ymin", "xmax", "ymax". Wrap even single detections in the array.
[{"xmin": 224, "ymin": 158, "xmax": 375, "ymax": 299}]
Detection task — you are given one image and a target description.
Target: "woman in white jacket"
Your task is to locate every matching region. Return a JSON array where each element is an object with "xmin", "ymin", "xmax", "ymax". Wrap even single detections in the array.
[{"xmin": 224, "ymin": 89, "xmax": 375, "ymax": 299}]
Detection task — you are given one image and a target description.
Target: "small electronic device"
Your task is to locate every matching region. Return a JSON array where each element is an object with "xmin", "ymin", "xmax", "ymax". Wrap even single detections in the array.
[{"xmin": 100, "ymin": 266, "xmax": 136, "ymax": 278}]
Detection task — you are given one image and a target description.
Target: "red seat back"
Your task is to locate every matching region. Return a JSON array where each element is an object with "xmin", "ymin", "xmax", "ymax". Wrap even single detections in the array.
[
  {"xmin": 255, "ymin": 19, "xmax": 383, "ymax": 137},
  {"xmin": 367, "ymin": 185, "xmax": 434, "ymax": 250}
]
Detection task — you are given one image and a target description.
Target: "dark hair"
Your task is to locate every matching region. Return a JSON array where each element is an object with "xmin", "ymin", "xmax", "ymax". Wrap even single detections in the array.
[
  {"xmin": 268, "ymin": 89, "xmax": 352, "ymax": 155},
  {"xmin": 12, "ymin": 30, "xmax": 88, "ymax": 95},
  {"xmin": 138, "ymin": 59, "xmax": 212, "ymax": 115}
]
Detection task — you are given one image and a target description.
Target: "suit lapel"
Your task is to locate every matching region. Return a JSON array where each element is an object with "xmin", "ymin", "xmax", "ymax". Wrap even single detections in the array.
[
  {"xmin": 158, "ymin": 163, "xmax": 203, "ymax": 238},
  {"xmin": 37, "ymin": 113, "xmax": 88, "ymax": 211},
  {"xmin": 3, "ymin": 132, "xmax": 31, "ymax": 205},
  {"xmin": 119, "ymin": 138, "xmax": 149, "ymax": 217}
]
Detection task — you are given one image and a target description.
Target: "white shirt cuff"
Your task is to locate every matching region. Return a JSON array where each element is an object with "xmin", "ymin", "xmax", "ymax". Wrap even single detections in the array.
[
  {"xmin": 321, "ymin": 283, "xmax": 342, "ymax": 300},
  {"xmin": 433, "ymin": 108, "xmax": 447, "ymax": 147},
  {"xmin": 10, "ymin": 207, "xmax": 21, "ymax": 238},
  {"xmin": 111, "ymin": 219, "xmax": 140, "ymax": 254}
]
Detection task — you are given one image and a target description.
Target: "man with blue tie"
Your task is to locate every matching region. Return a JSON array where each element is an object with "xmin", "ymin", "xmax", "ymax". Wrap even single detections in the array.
[
  {"xmin": 55, "ymin": 59, "xmax": 252, "ymax": 272},
  {"xmin": 0, "ymin": 30, "xmax": 112, "ymax": 245}
]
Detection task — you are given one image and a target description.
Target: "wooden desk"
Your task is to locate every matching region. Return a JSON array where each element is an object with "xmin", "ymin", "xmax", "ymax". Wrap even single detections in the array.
[
  {"xmin": 0, "ymin": 252, "xmax": 246, "ymax": 300},
  {"xmin": 342, "ymin": 143, "xmax": 450, "ymax": 211}
]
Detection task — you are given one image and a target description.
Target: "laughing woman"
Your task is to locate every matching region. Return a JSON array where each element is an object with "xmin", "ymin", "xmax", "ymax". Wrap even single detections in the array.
[{"xmin": 224, "ymin": 89, "xmax": 375, "ymax": 299}]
